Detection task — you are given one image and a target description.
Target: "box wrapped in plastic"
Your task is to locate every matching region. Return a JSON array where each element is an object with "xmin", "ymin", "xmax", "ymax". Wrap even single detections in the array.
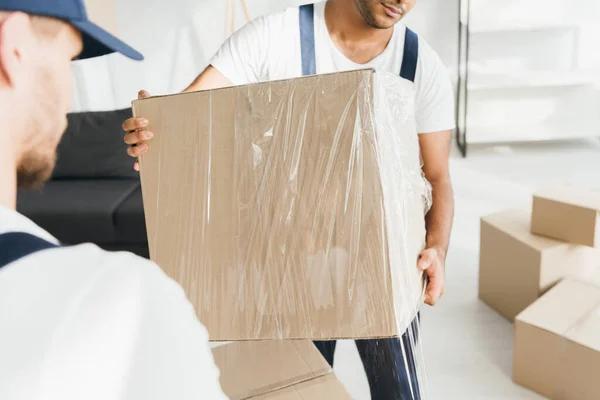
[{"xmin": 134, "ymin": 69, "xmax": 431, "ymax": 342}]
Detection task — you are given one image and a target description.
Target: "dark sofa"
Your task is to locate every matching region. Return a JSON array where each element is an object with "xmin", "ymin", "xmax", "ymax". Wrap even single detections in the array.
[{"xmin": 17, "ymin": 108, "xmax": 149, "ymax": 258}]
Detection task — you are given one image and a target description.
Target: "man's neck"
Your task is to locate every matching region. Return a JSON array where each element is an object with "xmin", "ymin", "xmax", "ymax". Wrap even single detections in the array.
[
  {"xmin": 325, "ymin": 0, "xmax": 393, "ymax": 43},
  {"xmin": 0, "ymin": 146, "xmax": 18, "ymax": 211}
]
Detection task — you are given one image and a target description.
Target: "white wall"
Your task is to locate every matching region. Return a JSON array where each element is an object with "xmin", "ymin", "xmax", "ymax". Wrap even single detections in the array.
[
  {"xmin": 462, "ymin": 0, "xmax": 600, "ymax": 143},
  {"xmin": 72, "ymin": 0, "xmax": 600, "ymax": 143},
  {"xmin": 70, "ymin": 0, "xmax": 460, "ymax": 112}
]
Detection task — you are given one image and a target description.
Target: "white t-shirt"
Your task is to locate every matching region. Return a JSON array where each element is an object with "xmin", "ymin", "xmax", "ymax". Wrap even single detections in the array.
[
  {"xmin": 210, "ymin": 1, "xmax": 455, "ymax": 134},
  {"xmin": 0, "ymin": 205, "xmax": 227, "ymax": 400}
]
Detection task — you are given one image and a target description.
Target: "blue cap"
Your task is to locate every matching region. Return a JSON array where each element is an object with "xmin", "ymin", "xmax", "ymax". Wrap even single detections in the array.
[{"xmin": 0, "ymin": 0, "xmax": 143, "ymax": 60}]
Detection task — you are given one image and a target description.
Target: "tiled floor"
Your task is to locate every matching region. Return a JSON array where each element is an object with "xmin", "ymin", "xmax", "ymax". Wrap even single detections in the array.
[{"xmin": 333, "ymin": 139, "xmax": 600, "ymax": 399}]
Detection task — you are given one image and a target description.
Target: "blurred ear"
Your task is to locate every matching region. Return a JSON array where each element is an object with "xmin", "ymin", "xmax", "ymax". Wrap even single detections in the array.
[{"xmin": 0, "ymin": 12, "xmax": 32, "ymax": 87}]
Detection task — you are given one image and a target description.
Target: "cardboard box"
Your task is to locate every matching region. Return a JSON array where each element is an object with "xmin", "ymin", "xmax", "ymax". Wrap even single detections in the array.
[
  {"xmin": 513, "ymin": 279, "xmax": 600, "ymax": 400},
  {"xmin": 479, "ymin": 208, "xmax": 599, "ymax": 320},
  {"xmin": 133, "ymin": 69, "xmax": 428, "ymax": 340},
  {"xmin": 212, "ymin": 340, "xmax": 352, "ymax": 400},
  {"xmin": 532, "ymin": 186, "xmax": 600, "ymax": 248}
]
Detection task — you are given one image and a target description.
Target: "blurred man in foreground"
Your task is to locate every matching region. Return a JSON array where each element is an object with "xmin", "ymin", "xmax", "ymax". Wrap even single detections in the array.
[{"xmin": 0, "ymin": 1, "xmax": 227, "ymax": 399}]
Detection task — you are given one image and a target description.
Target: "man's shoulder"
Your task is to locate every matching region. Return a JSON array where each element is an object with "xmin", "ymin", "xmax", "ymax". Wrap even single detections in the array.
[
  {"xmin": 397, "ymin": 27, "xmax": 446, "ymax": 83},
  {"xmin": 389, "ymin": 25, "xmax": 443, "ymax": 69},
  {"xmin": 60, "ymin": 243, "xmax": 154, "ymax": 268},
  {"xmin": 0, "ymin": 243, "xmax": 187, "ymax": 333},
  {"xmin": 395, "ymin": 26, "xmax": 438, "ymax": 62},
  {"xmin": 16, "ymin": 243, "xmax": 174, "ymax": 292},
  {"xmin": 227, "ymin": 5, "xmax": 299, "ymax": 45},
  {"xmin": 47, "ymin": 244, "xmax": 194, "ymax": 315},
  {"xmin": 69, "ymin": 244, "xmax": 172, "ymax": 284}
]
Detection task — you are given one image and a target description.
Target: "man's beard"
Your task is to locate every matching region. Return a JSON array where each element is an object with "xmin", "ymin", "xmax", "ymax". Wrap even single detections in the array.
[
  {"xmin": 17, "ymin": 150, "xmax": 56, "ymax": 190},
  {"xmin": 355, "ymin": 0, "xmax": 387, "ymax": 29},
  {"xmin": 16, "ymin": 67, "xmax": 63, "ymax": 190}
]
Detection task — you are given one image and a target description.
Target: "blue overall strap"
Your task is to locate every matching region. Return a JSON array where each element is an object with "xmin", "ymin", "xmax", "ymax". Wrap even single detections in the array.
[
  {"xmin": 0, "ymin": 232, "xmax": 59, "ymax": 269},
  {"xmin": 400, "ymin": 27, "xmax": 418, "ymax": 83},
  {"xmin": 299, "ymin": 3, "xmax": 316, "ymax": 76}
]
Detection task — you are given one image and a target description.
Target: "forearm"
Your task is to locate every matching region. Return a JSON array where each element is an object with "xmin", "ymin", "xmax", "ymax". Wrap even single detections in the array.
[
  {"xmin": 424, "ymin": 177, "xmax": 454, "ymax": 259},
  {"xmin": 183, "ymin": 65, "xmax": 233, "ymax": 93}
]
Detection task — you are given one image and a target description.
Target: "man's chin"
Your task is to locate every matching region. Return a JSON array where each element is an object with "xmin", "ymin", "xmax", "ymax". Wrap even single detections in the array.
[
  {"xmin": 369, "ymin": 15, "xmax": 400, "ymax": 30},
  {"xmin": 17, "ymin": 171, "xmax": 52, "ymax": 190}
]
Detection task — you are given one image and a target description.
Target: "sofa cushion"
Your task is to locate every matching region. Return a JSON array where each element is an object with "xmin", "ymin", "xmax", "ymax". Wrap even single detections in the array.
[
  {"xmin": 114, "ymin": 186, "xmax": 148, "ymax": 245},
  {"xmin": 17, "ymin": 180, "xmax": 140, "ymax": 245},
  {"xmin": 52, "ymin": 108, "xmax": 138, "ymax": 179}
]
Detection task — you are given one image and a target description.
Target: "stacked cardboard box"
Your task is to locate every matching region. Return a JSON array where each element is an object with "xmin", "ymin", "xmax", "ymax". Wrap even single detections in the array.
[
  {"xmin": 531, "ymin": 186, "xmax": 600, "ymax": 248},
  {"xmin": 513, "ymin": 187, "xmax": 600, "ymax": 399},
  {"xmin": 480, "ymin": 185, "xmax": 600, "ymax": 399},
  {"xmin": 479, "ymin": 187, "xmax": 600, "ymax": 320},
  {"xmin": 513, "ymin": 279, "xmax": 600, "ymax": 400}
]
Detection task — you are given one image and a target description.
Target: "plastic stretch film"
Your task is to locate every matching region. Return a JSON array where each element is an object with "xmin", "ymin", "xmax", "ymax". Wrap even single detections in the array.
[{"xmin": 134, "ymin": 69, "xmax": 431, "ymax": 399}]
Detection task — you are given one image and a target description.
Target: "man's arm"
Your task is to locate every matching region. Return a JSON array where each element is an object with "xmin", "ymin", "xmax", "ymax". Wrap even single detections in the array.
[
  {"xmin": 416, "ymin": 129, "xmax": 454, "ymax": 306},
  {"xmin": 130, "ymin": 256, "xmax": 230, "ymax": 399},
  {"xmin": 420, "ymin": 130, "xmax": 454, "ymax": 259},
  {"xmin": 183, "ymin": 65, "xmax": 234, "ymax": 93}
]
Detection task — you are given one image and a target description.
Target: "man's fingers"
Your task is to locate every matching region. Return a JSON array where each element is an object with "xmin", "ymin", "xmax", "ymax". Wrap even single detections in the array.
[
  {"xmin": 124, "ymin": 130, "xmax": 153, "ymax": 145},
  {"xmin": 417, "ymin": 257, "xmax": 431, "ymax": 271},
  {"xmin": 424, "ymin": 293, "xmax": 434, "ymax": 306},
  {"xmin": 418, "ymin": 248, "xmax": 437, "ymax": 270},
  {"xmin": 124, "ymin": 90, "xmax": 152, "ymax": 171},
  {"xmin": 123, "ymin": 131, "xmax": 137, "ymax": 145},
  {"xmin": 122, "ymin": 117, "xmax": 149, "ymax": 133},
  {"xmin": 424, "ymin": 289, "xmax": 438, "ymax": 306},
  {"xmin": 424, "ymin": 269, "xmax": 445, "ymax": 306},
  {"xmin": 127, "ymin": 144, "xmax": 148, "ymax": 158},
  {"xmin": 425, "ymin": 286, "xmax": 442, "ymax": 306},
  {"xmin": 418, "ymin": 247, "xmax": 445, "ymax": 306}
]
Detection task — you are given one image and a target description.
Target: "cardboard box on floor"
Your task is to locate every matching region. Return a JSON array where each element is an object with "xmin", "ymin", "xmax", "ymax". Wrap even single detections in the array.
[
  {"xmin": 212, "ymin": 340, "xmax": 351, "ymax": 400},
  {"xmin": 479, "ymin": 208, "xmax": 599, "ymax": 320},
  {"xmin": 133, "ymin": 69, "xmax": 428, "ymax": 340},
  {"xmin": 513, "ymin": 278, "xmax": 600, "ymax": 400},
  {"xmin": 532, "ymin": 186, "xmax": 600, "ymax": 248}
]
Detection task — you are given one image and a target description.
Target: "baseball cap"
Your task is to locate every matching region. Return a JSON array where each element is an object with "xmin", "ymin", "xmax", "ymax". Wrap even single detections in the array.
[{"xmin": 0, "ymin": 0, "xmax": 143, "ymax": 60}]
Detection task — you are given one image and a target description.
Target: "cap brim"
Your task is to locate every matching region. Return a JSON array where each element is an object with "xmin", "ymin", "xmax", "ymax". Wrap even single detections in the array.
[{"xmin": 71, "ymin": 20, "xmax": 143, "ymax": 61}]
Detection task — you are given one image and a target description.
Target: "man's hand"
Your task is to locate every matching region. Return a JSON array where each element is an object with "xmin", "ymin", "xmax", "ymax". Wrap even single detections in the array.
[
  {"xmin": 123, "ymin": 90, "xmax": 152, "ymax": 171},
  {"xmin": 417, "ymin": 247, "xmax": 446, "ymax": 306},
  {"xmin": 121, "ymin": 67, "xmax": 234, "ymax": 171}
]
